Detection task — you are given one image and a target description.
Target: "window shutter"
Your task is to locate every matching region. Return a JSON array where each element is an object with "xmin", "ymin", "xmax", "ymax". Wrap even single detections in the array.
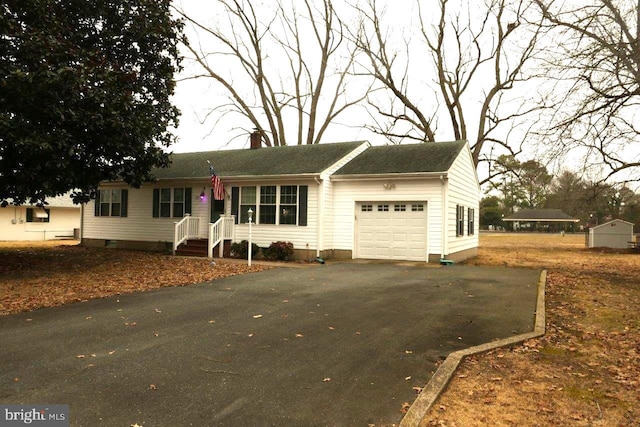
[
  {"xmin": 44, "ymin": 209, "xmax": 50, "ymax": 223},
  {"xmin": 185, "ymin": 187, "xmax": 192, "ymax": 214},
  {"xmin": 231, "ymin": 187, "xmax": 239, "ymax": 224},
  {"xmin": 152, "ymin": 189, "xmax": 159, "ymax": 218},
  {"xmin": 94, "ymin": 191, "xmax": 101, "ymax": 216},
  {"xmin": 298, "ymin": 185, "xmax": 308, "ymax": 226},
  {"xmin": 121, "ymin": 190, "xmax": 128, "ymax": 217},
  {"xmin": 26, "ymin": 208, "xmax": 33, "ymax": 222}
]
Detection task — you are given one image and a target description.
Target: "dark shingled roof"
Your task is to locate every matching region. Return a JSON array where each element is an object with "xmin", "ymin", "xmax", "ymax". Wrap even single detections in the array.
[
  {"xmin": 333, "ymin": 141, "xmax": 467, "ymax": 175},
  {"xmin": 152, "ymin": 141, "xmax": 367, "ymax": 179},
  {"xmin": 503, "ymin": 209, "xmax": 579, "ymax": 222}
]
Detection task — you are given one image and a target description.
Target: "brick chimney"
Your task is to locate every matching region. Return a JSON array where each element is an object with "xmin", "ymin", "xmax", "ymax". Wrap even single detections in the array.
[{"xmin": 250, "ymin": 129, "xmax": 261, "ymax": 149}]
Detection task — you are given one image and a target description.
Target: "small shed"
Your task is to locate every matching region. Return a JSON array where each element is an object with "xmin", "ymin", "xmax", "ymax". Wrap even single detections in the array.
[{"xmin": 588, "ymin": 219, "xmax": 635, "ymax": 249}]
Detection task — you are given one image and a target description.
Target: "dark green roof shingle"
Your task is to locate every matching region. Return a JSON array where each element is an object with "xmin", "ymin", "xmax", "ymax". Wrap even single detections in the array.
[
  {"xmin": 152, "ymin": 141, "xmax": 367, "ymax": 179},
  {"xmin": 503, "ymin": 209, "xmax": 579, "ymax": 222},
  {"xmin": 334, "ymin": 141, "xmax": 467, "ymax": 175}
]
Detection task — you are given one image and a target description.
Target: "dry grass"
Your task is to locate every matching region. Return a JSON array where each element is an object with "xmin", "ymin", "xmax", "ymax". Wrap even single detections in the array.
[
  {"xmin": 0, "ymin": 242, "xmax": 271, "ymax": 315},
  {"xmin": 419, "ymin": 233, "xmax": 640, "ymax": 427},
  {"xmin": 0, "ymin": 239, "xmax": 81, "ymax": 248}
]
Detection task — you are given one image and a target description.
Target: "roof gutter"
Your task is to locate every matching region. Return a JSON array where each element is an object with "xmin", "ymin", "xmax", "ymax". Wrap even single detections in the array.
[
  {"xmin": 503, "ymin": 218, "xmax": 581, "ymax": 223},
  {"xmin": 330, "ymin": 172, "xmax": 447, "ymax": 182},
  {"xmin": 149, "ymin": 173, "xmax": 321, "ymax": 183}
]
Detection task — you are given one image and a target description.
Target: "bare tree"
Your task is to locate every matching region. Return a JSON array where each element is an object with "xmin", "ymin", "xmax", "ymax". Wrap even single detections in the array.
[
  {"xmin": 173, "ymin": 0, "xmax": 367, "ymax": 146},
  {"xmin": 353, "ymin": 0, "xmax": 548, "ymax": 184},
  {"xmin": 534, "ymin": 0, "xmax": 640, "ymax": 182}
]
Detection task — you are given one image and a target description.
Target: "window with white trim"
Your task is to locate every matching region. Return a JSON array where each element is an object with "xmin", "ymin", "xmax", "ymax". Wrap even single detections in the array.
[
  {"xmin": 456, "ymin": 205, "xmax": 465, "ymax": 236},
  {"xmin": 153, "ymin": 188, "xmax": 191, "ymax": 218},
  {"xmin": 377, "ymin": 204, "xmax": 389, "ymax": 212},
  {"xmin": 259, "ymin": 186, "xmax": 276, "ymax": 224},
  {"xmin": 468, "ymin": 208, "xmax": 475, "ymax": 235},
  {"xmin": 394, "ymin": 204, "xmax": 406, "ymax": 212},
  {"xmin": 96, "ymin": 189, "xmax": 128, "ymax": 217},
  {"xmin": 411, "ymin": 204, "xmax": 424, "ymax": 212},
  {"xmin": 361, "ymin": 204, "xmax": 373, "ymax": 212},
  {"xmin": 240, "ymin": 186, "xmax": 257, "ymax": 223},
  {"xmin": 279, "ymin": 185, "xmax": 298, "ymax": 225},
  {"xmin": 232, "ymin": 185, "xmax": 307, "ymax": 226}
]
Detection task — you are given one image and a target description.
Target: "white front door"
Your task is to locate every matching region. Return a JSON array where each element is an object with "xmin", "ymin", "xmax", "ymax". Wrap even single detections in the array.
[{"xmin": 356, "ymin": 202, "xmax": 428, "ymax": 261}]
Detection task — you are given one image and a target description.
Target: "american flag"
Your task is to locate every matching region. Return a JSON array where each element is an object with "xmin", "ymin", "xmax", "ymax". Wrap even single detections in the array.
[{"xmin": 209, "ymin": 163, "xmax": 225, "ymax": 200}]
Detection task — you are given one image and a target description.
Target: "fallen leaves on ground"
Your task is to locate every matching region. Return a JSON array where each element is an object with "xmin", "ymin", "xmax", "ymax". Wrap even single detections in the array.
[
  {"xmin": 420, "ymin": 233, "xmax": 640, "ymax": 426},
  {"xmin": 0, "ymin": 243, "xmax": 271, "ymax": 315}
]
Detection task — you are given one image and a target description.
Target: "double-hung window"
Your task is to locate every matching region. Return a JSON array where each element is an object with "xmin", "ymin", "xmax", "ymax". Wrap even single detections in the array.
[
  {"xmin": 259, "ymin": 186, "xmax": 276, "ymax": 224},
  {"xmin": 456, "ymin": 205, "xmax": 465, "ymax": 236},
  {"xmin": 468, "ymin": 208, "xmax": 475, "ymax": 235},
  {"xmin": 95, "ymin": 189, "xmax": 128, "ymax": 217},
  {"xmin": 159, "ymin": 188, "xmax": 171, "ymax": 217},
  {"xmin": 279, "ymin": 186, "xmax": 297, "ymax": 225},
  {"xmin": 153, "ymin": 188, "xmax": 192, "ymax": 218},
  {"xmin": 240, "ymin": 186, "xmax": 257, "ymax": 223},
  {"xmin": 231, "ymin": 185, "xmax": 307, "ymax": 226}
]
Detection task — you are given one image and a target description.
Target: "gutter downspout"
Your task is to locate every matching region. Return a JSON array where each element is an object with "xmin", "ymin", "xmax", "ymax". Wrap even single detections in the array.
[
  {"xmin": 80, "ymin": 203, "xmax": 85, "ymax": 244},
  {"xmin": 440, "ymin": 174, "xmax": 447, "ymax": 259},
  {"xmin": 315, "ymin": 176, "xmax": 322, "ymax": 258}
]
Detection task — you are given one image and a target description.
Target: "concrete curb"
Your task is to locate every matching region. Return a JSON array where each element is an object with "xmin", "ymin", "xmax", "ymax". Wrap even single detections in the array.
[{"xmin": 400, "ymin": 270, "xmax": 547, "ymax": 427}]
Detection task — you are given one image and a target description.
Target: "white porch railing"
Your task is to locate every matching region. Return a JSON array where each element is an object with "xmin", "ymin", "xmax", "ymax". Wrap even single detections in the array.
[
  {"xmin": 208, "ymin": 215, "xmax": 236, "ymax": 258},
  {"xmin": 173, "ymin": 214, "xmax": 201, "ymax": 254}
]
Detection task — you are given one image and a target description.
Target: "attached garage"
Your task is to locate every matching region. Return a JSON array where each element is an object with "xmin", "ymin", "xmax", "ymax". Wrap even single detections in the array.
[
  {"xmin": 331, "ymin": 141, "xmax": 480, "ymax": 263},
  {"xmin": 356, "ymin": 201, "xmax": 428, "ymax": 261}
]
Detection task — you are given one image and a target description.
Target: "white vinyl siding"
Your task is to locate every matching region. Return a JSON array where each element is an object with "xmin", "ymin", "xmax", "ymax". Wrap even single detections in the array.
[
  {"xmin": 84, "ymin": 183, "xmax": 210, "ymax": 243},
  {"xmin": 332, "ymin": 178, "xmax": 443, "ymax": 260},
  {"xmin": 230, "ymin": 180, "xmax": 318, "ymax": 249},
  {"xmin": 84, "ymin": 180, "xmax": 318, "ymax": 250},
  {"xmin": 446, "ymin": 146, "xmax": 480, "ymax": 256}
]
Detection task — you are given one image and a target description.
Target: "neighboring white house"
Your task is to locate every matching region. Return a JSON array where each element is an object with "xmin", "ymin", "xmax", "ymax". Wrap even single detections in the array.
[
  {"xmin": 82, "ymin": 139, "xmax": 480, "ymax": 262},
  {"xmin": 0, "ymin": 194, "xmax": 81, "ymax": 241},
  {"xmin": 588, "ymin": 219, "xmax": 635, "ymax": 249}
]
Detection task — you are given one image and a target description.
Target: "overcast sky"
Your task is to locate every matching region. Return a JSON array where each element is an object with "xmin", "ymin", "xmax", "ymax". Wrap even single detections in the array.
[
  {"xmin": 168, "ymin": 0, "xmax": 443, "ymax": 153},
  {"xmin": 167, "ymin": 1, "xmax": 640, "ymax": 191}
]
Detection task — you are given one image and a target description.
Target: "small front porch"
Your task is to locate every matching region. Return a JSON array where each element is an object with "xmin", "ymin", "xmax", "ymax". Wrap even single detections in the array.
[{"xmin": 173, "ymin": 214, "xmax": 235, "ymax": 258}]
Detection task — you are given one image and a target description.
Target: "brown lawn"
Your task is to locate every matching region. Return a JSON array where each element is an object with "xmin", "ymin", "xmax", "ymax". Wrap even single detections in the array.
[
  {"xmin": 0, "ymin": 241, "xmax": 271, "ymax": 316},
  {"xmin": 420, "ymin": 233, "xmax": 640, "ymax": 427}
]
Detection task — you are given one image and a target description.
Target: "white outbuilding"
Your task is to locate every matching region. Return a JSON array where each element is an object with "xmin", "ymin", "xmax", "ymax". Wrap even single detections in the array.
[
  {"xmin": 0, "ymin": 194, "xmax": 81, "ymax": 241},
  {"xmin": 588, "ymin": 219, "xmax": 635, "ymax": 249}
]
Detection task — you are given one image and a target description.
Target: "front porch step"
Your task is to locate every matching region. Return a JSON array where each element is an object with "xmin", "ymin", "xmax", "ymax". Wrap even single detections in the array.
[
  {"xmin": 175, "ymin": 239, "xmax": 230, "ymax": 258},
  {"xmin": 175, "ymin": 239, "xmax": 208, "ymax": 257}
]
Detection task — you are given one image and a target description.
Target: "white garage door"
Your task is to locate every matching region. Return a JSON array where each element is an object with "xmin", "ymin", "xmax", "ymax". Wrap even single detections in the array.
[{"xmin": 356, "ymin": 202, "xmax": 427, "ymax": 261}]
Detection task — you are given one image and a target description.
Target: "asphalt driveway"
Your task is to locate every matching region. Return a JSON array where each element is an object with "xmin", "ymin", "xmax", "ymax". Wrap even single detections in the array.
[{"xmin": 0, "ymin": 263, "xmax": 540, "ymax": 426}]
